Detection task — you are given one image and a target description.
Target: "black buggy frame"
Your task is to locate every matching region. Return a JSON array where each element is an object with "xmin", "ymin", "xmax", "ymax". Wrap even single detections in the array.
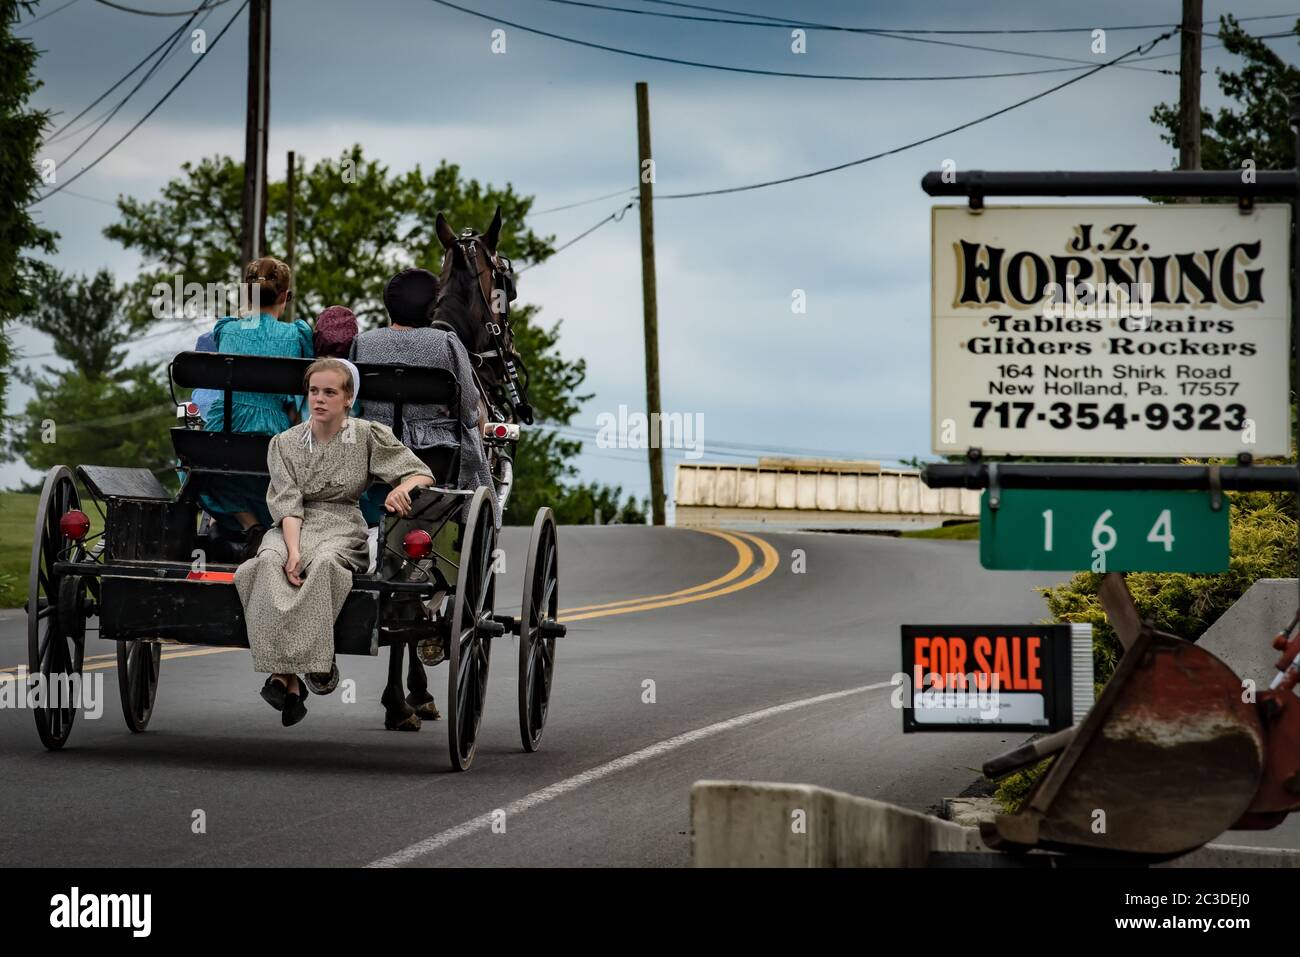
[{"xmin": 25, "ymin": 352, "xmax": 564, "ymax": 771}]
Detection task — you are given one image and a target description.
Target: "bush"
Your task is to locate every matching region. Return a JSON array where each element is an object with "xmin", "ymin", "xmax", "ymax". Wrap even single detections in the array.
[{"xmin": 995, "ymin": 489, "xmax": 1297, "ymax": 810}]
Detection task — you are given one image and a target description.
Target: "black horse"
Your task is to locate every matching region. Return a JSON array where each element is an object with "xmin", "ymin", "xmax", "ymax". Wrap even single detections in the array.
[{"xmin": 379, "ymin": 206, "xmax": 525, "ymax": 731}]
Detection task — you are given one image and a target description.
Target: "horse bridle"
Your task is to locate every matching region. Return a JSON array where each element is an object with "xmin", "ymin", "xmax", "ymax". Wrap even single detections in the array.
[{"xmin": 448, "ymin": 231, "xmax": 533, "ymax": 424}]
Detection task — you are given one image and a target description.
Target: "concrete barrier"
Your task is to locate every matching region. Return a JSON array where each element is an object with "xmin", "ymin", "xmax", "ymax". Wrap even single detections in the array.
[
  {"xmin": 692, "ymin": 781, "xmax": 1300, "ymax": 867},
  {"xmin": 1197, "ymin": 578, "xmax": 1297, "ymax": 687},
  {"xmin": 690, "ymin": 780, "xmax": 982, "ymax": 867}
]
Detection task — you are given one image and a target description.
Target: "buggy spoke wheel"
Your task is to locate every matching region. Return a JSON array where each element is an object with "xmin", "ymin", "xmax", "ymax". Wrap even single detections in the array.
[
  {"xmin": 117, "ymin": 639, "xmax": 162, "ymax": 733},
  {"xmin": 518, "ymin": 507, "xmax": 558, "ymax": 753},
  {"xmin": 27, "ymin": 467, "xmax": 87, "ymax": 751},
  {"xmin": 446, "ymin": 487, "xmax": 496, "ymax": 771}
]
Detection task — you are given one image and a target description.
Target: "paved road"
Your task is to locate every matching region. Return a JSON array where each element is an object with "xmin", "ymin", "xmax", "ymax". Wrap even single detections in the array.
[{"xmin": 0, "ymin": 527, "xmax": 1070, "ymax": 867}]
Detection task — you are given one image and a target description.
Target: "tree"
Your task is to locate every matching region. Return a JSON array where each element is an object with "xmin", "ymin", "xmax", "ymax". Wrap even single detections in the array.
[
  {"xmin": 22, "ymin": 267, "xmax": 138, "ymax": 381},
  {"xmin": 105, "ymin": 145, "xmax": 644, "ymax": 523},
  {"xmin": 12, "ymin": 363, "xmax": 174, "ymax": 476},
  {"xmin": 1151, "ymin": 15, "xmax": 1300, "ymax": 178},
  {"xmin": 1, "ymin": 0, "xmax": 58, "ymax": 450},
  {"xmin": 10, "ymin": 267, "xmax": 174, "ymax": 477}
]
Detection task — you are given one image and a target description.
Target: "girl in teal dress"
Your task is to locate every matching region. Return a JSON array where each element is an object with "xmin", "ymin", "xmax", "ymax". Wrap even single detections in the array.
[{"xmin": 198, "ymin": 257, "xmax": 314, "ymax": 552}]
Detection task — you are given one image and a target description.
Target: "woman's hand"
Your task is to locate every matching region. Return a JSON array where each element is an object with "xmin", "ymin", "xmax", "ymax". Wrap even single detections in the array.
[
  {"xmin": 384, "ymin": 483, "xmax": 414, "ymax": 517},
  {"xmin": 284, "ymin": 549, "xmax": 304, "ymax": 587}
]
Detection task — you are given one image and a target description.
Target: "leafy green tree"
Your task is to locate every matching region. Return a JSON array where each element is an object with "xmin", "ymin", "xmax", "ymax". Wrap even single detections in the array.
[
  {"xmin": 105, "ymin": 145, "xmax": 639, "ymax": 523},
  {"xmin": 21, "ymin": 267, "xmax": 137, "ymax": 381},
  {"xmin": 1151, "ymin": 15, "xmax": 1300, "ymax": 180},
  {"xmin": 13, "ymin": 363, "xmax": 174, "ymax": 475},
  {"xmin": 11, "ymin": 267, "xmax": 173, "ymax": 477},
  {"xmin": 1, "ymin": 0, "xmax": 58, "ymax": 449}
]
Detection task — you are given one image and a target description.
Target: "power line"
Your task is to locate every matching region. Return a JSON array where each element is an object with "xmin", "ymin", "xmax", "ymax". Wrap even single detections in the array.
[
  {"xmin": 530, "ymin": 187, "xmax": 638, "ymax": 215},
  {"xmin": 43, "ymin": 17, "xmax": 191, "ymax": 143},
  {"xmin": 534, "ymin": 0, "xmax": 1167, "ymax": 74},
  {"xmin": 427, "ymin": 0, "xmax": 1136, "ymax": 81},
  {"xmin": 92, "ymin": 0, "xmax": 232, "ymax": 15},
  {"xmin": 29, "ymin": 0, "xmax": 248, "ymax": 207},
  {"xmin": 53, "ymin": 4, "xmax": 207, "ymax": 168},
  {"xmin": 637, "ymin": 0, "xmax": 1300, "ymax": 36},
  {"xmin": 656, "ymin": 29, "xmax": 1177, "ymax": 200},
  {"xmin": 517, "ymin": 201, "xmax": 635, "ymax": 273},
  {"xmin": 18, "ymin": 0, "xmax": 82, "ymax": 29}
]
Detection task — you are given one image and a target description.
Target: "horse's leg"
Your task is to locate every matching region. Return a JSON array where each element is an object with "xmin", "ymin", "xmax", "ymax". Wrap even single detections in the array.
[
  {"xmin": 406, "ymin": 639, "xmax": 440, "ymax": 719},
  {"xmin": 382, "ymin": 642, "xmax": 420, "ymax": 731}
]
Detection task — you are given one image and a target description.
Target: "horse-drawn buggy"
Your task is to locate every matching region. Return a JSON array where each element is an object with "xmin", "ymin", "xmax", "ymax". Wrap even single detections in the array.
[{"xmin": 26, "ymin": 212, "xmax": 564, "ymax": 771}]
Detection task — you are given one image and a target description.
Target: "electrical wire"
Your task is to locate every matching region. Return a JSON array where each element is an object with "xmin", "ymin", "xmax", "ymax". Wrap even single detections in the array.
[
  {"xmin": 636, "ymin": 0, "xmax": 1300, "ymax": 36},
  {"xmin": 43, "ymin": 17, "xmax": 191, "ymax": 143},
  {"xmin": 17, "ymin": 0, "xmax": 82, "ymax": 29},
  {"xmin": 656, "ymin": 29, "xmax": 1176, "ymax": 200},
  {"xmin": 534, "ymin": 0, "xmax": 1170, "ymax": 74},
  {"xmin": 53, "ymin": 3, "xmax": 207, "ymax": 167},
  {"xmin": 427, "ymin": 0, "xmax": 1137, "ymax": 82},
  {"xmin": 29, "ymin": 0, "xmax": 248, "ymax": 206},
  {"xmin": 516, "ymin": 201, "xmax": 635, "ymax": 273},
  {"xmin": 92, "ymin": 0, "xmax": 231, "ymax": 15}
]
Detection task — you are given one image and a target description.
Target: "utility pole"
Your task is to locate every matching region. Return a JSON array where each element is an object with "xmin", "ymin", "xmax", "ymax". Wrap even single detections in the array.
[
  {"xmin": 635, "ymin": 82, "xmax": 666, "ymax": 526},
  {"xmin": 285, "ymin": 150, "xmax": 296, "ymax": 323},
  {"xmin": 1178, "ymin": 0, "xmax": 1202, "ymax": 202},
  {"xmin": 241, "ymin": 0, "xmax": 271, "ymax": 264}
]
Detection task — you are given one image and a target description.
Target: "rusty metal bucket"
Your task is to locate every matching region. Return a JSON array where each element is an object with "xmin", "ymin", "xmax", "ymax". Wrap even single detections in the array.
[{"xmin": 981, "ymin": 575, "xmax": 1265, "ymax": 858}]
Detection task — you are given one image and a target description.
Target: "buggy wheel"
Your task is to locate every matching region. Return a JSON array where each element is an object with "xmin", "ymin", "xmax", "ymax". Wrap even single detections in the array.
[
  {"xmin": 446, "ymin": 487, "xmax": 496, "ymax": 771},
  {"xmin": 27, "ymin": 467, "xmax": 87, "ymax": 751},
  {"xmin": 117, "ymin": 640, "xmax": 162, "ymax": 732},
  {"xmin": 518, "ymin": 507, "xmax": 559, "ymax": 752}
]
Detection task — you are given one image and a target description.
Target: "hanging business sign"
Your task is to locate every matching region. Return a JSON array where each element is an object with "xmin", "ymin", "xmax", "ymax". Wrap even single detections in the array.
[{"xmin": 931, "ymin": 204, "xmax": 1291, "ymax": 457}]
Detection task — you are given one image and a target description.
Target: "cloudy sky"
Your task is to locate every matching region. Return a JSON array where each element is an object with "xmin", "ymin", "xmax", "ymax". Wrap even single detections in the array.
[{"xmin": 14, "ymin": 0, "xmax": 1300, "ymax": 506}]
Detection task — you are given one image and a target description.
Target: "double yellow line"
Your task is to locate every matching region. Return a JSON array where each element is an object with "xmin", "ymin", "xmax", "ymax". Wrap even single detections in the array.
[
  {"xmin": 0, "ymin": 528, "xmax": 777, "ymax": 679},
  {"xmin": 559, "ymin": 529, "xmax": 778, "ymax": 622}
]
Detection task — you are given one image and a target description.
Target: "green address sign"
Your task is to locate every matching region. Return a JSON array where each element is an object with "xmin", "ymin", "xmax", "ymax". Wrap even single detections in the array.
[{"xmin": 979, "ymin": 489, "xmax": 1229, "ymax": 573}]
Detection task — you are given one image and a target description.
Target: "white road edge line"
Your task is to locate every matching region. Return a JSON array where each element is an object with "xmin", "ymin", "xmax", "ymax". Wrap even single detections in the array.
[{"xmin": 366, "ymin": 680, "xmax": 894, "ymax": 868}]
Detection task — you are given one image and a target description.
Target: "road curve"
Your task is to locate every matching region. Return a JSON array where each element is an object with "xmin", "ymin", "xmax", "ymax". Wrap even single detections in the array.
[{"xmin": 0, "ymin": 526, "xmax": 1063, "ymax": 867}]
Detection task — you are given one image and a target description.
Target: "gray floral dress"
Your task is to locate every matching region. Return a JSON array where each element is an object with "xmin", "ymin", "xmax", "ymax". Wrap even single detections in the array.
[{"xmin": 234, "ymin": 417, "xmax": 432, "ymax": 674}]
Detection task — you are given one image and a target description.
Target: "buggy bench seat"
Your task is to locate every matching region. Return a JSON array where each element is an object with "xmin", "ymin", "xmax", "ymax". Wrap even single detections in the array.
[{"xmin": 169, "ymin": 351, "xmax": 461, "ymax": 476}]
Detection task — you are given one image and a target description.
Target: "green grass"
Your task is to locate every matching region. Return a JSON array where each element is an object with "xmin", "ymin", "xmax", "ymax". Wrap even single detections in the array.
[
  {"xmin": 902, "ymin": 521, "xmax": 980, "ymax": 541},
  {"xmin": 0, "ymin": 493, "xmax": 39, "ymax": 607},
  {"xmin": 0, "ymin": 491, "xmax": 105, "ymax": 609}
]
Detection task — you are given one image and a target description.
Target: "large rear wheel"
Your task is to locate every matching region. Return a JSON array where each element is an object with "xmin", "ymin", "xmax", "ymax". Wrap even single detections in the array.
[
  {"xmin": 117, "ymin": 640, "xmax": 162, "ymax": 732},
  {"xmin": 446, "ymin": 487, "xmax": 497, "ymax": 771},
  {"xmin": 27, "ymin": 467, "xmax": 87, "ymax": 750},
  {"xmin": 519, "ymin": 507, "xmax": 561, "ymax": 752}
]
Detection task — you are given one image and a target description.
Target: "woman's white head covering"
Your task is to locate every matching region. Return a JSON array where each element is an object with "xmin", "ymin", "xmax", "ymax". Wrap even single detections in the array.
[{"xmin": 336, "ymin": 357, "xmax": 361, "ymax": 401}]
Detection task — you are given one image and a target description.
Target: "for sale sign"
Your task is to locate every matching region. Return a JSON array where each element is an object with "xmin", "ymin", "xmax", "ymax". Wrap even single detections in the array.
[
  {"xmin": 900, "ymin": 624, "xmax": 1084, "ymax": 732},
  {"xmin": 931, "ymin": 204, "xmax": 1291, "ymax": 457}
]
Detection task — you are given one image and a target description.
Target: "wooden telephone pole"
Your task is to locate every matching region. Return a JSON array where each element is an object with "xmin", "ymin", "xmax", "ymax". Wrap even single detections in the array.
[
  {"xmin": 635, "ymin": 82, "xmax": 666, "ymax": 526},
  {"xmin": 241, "ymin": 0, "xmax": 271, "ymax": 264},
  {"xmin": 1178, "ymin": 0, "xmax": 1202, "ymax": 200},
  {"xmin": 285, "ymin": 150, "xmax": 296, "ymax": 322}
]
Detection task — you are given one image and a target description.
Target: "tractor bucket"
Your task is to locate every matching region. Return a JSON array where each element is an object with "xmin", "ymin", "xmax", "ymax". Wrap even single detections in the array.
[{"xmin": 981, "ymin": 626, "xmax": 1265, "ymax": 858}]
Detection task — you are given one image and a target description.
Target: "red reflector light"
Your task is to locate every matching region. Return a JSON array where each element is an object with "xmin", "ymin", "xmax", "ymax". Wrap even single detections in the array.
[
  {"xmin": 493, "ymin": 425, "xmax": 508, "ymax": 438},
  {"xmin": 186, "ymin": 402, "xmax": 199, "ymax": 416},
  {"xmin": 186, "ymin": 571, "xmax": 235, "ymax": 583},
  {"xmin": 60, "ymin": 510, "xmax": 90, "ymax": 540},
  {"xmin": 402, "ymin": 529, "xmax": 433, "ymax": 560}
]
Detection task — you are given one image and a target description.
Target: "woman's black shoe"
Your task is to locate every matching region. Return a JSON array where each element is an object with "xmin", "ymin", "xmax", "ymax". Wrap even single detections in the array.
[
  {"xmin": 260, "ymin": 675, "xmax": 287, "ymax": 712},
  {"xmin": 282, "ymin": 689, "xmax": 308, "ymax": 727}
]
